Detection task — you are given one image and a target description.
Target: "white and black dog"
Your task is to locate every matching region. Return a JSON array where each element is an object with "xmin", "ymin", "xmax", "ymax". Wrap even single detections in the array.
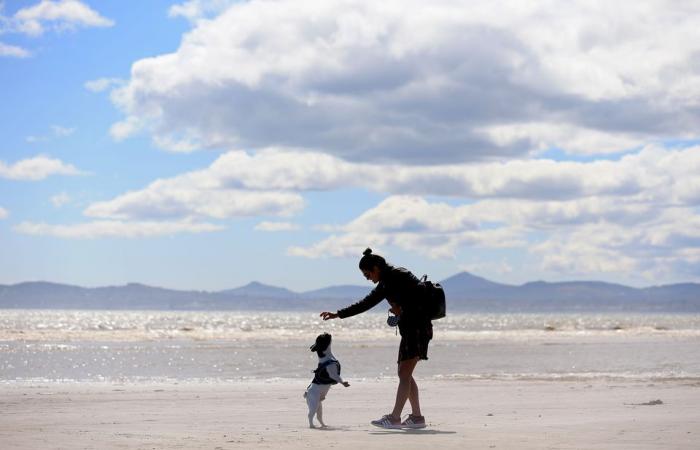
[{"xmin": 303, "ymin": 333, "xmax": 349, "ymax": 428}]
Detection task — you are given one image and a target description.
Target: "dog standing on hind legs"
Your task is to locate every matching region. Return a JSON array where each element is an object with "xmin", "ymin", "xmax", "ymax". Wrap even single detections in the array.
[{"xmin": 304, "ymin": 333, "xmax": 350, "ymax": 428}]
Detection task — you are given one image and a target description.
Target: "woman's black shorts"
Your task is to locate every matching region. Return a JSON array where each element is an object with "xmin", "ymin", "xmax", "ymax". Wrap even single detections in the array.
[{"xmin": 397, "ymin": 321, "xmax": 433, "ymax": 363}]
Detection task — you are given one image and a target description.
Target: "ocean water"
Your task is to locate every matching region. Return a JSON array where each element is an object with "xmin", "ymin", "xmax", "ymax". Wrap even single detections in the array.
[{"xmin": 1, "ymin": 310, "xmax": 699, "ymax": 383}]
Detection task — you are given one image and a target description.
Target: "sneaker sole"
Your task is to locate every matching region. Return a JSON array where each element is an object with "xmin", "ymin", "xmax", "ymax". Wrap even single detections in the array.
[
  {"xmin": 402, "ymin": 423, "xmax": 427, "ymax": 429},
  {"xmin": 370, "ymin": 421, "xmax": 402, "ymax": 429}
]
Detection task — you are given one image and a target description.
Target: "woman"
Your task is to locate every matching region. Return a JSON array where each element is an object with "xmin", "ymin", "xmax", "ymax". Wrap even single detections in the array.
[{"xmin": 320, "ymin": 248, "xmax": 432, "ymax": 429}]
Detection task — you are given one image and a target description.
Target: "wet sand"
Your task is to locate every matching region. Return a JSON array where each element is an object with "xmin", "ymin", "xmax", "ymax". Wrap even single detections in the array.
[{"xmin": 1, "ymin": 379, "xmax": 698, "ymax": 449}]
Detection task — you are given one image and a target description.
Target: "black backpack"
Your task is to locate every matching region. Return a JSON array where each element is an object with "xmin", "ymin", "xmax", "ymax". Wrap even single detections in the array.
[{"xmin": 420, "ymin": 275, "xmax": 446, "ymax": 320}]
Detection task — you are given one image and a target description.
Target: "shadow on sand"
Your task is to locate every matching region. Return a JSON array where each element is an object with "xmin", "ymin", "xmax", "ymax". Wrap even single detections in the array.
[
  {"xmin": 369, "ymin": 429, "xmax": 457, "ymax": 435},
  {"xmin": 312, "ymin": 426, "xmax": 354, "ymax": 432}
]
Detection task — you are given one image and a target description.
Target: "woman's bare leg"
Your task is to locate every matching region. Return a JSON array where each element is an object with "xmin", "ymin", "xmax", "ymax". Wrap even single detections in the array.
[
  {"xmin": 408, "ymin": 376, "xmax": 421, "ymax": 416},
  {"xmin": 391, "ymin": 357, "xmax": 419, "ymax": 419}
]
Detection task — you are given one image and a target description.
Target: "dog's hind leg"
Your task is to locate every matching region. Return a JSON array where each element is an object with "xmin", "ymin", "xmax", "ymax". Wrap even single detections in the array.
[
  {"xmin": 316, "ymin": 401, "xmax": 326, "ymax": 428},
  {"xmin": 306, "ymin": 392, "xmax": 319, "ymax": 428}
]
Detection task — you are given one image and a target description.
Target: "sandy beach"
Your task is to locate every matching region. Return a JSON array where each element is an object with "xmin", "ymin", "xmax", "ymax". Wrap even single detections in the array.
[{"xmin": 1, "ymin": 378, "xmax": 698, "ymax": 450}]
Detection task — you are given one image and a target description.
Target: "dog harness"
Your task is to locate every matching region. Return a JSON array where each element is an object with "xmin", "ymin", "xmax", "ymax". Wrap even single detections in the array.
[{"xmin": 312, "ymin": 359, "xmax": 341, "ymax": 385}]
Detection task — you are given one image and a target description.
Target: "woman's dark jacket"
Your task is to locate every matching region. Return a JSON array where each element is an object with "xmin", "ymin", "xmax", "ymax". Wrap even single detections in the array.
[{"xmin": 337, "ymin": 265, "xmax": 429, "ymax": 326}]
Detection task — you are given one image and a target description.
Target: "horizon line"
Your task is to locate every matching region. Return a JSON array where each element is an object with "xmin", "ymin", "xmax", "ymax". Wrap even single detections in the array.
[{"xmin": 2, "ymin": 272, "xmax": 699, "ymax": 293}]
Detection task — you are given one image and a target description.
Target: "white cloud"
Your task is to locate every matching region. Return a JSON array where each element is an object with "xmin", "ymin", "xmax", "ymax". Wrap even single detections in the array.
[
  {"xmin": 288, "ymin": 228, "xmax": 524, "ymax": 260},
  {"xmin": 50, "ymin": 192, "xmax": 71, "ymax": 207},
  {"xmin": 111, "ymin": 0, "xmax": 700, "ymax": 161},
  {"xmin": 50, "ymin": 125, "xmax": 75, "ymax": 136},
  {"xmin": 290, "ymin": 192, "xmax": 700, "ymax": 279},
  {"xmin": 26, "ymin": 124, "xmax": 76, "ymax": 143},
  {"xmin": 0, "ymin": 155, "xmax": 84, "ymax": 180},
  {"xmin": 13, "ymin": 0, "xmax": 113, "ymax": 36},
  {"xmin": 83, "ymin": 171, "xmax": 304, "ymax": 221},
  {"xmin": 288, "ymin": 234, "xmax": 381, "ymax": 259},
  {"xmin": 0, "ymin": 40, "xmax": 30, "ymax": 57},
  {"xmin": 109, "ymin": 116, "xmax": 143, "ymax": 141},
  {"xmin": 168, "ymin": 0, "xmax": 236, "ymax": 22},
  {"xmin": 67, "ymin": 138, "xmax": 699, "ymax": 276},
  {"xmin": 255, "ymin": 221, "xmax": 300, "ymax": 232},
  {"xmin": 84, "ymin": 77, "xmax": 124, "ymax": 93},
  {"xmin": 459, "ymin": 260, "xmax": 514, "ymax": 276},
  {"xmin": 206, "ymin": 149, "xmax": 358, "ymax": 191},
  {"xmin": 478, "ymin": 122, "xmax": 645, "ymax": 156},
  {"xmin": 81, "ymin": 144, "xmax": 662, "ymax": 224},
  {"xmin": 25, "ymin": 135, "xmax": 47, "ymax": 143},
  {"xmin": 14, "ymin": 219, "xmax": 224, "ymax": 239},
  {"xmin": 190, "ymin": 145, "xmax": 700, "ymax": 206},
  {"xmin": 71, "ymin": 0, "xmax": 700, "ymax": 280},
  {"xmin": 531, "ymin": 226, "xmax": 640, "ymax": 275},
  {"xmin": 530, "ymin": 209, "xmax": 700, "ymax": 279},
  {"xmin": 151, "ymin": 133, "xmax": 203, "ymax": 153},
  {"xmin": 0, "ymin": 206, "xmax": 8, "ymax": 219},
  {"xmin": 282, "ymin": 143, "xmax": 700, "ymax": 274},
  {"xmin": 288, "ymin": 196, "xmax": 528, "ymax": 259},
  {"xmin": 78, "ymin": 142, "xmax": 700, "ymax": 259}
]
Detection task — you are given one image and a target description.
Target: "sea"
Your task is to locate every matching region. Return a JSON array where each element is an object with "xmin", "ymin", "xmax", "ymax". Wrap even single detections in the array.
[{"xmin": 1, "ymin": 310, "xmax": 699, "ymax": 384}]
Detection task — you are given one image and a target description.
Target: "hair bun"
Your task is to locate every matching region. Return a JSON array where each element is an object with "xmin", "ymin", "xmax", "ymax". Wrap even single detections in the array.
[{"xmin": 363, "ymin": 248, "xmax": 373, "ymax": 256}]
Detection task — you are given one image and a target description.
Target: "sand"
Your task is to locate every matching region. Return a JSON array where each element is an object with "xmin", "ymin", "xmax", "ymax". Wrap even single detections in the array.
[{"xmin": 1, "ymin": 379, "xmax": 698, "ymax": 449}]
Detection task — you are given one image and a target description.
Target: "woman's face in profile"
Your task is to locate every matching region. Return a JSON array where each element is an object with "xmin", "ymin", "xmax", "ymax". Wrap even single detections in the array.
[{"xmin": 361, "ymin": 266, "xmax": 381, "ymax": 284}]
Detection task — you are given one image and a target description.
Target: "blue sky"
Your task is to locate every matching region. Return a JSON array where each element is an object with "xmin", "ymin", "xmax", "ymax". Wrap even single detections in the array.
[{"xmin": 1, "ymin": 0, "xmax": 699, "ymax": 291}]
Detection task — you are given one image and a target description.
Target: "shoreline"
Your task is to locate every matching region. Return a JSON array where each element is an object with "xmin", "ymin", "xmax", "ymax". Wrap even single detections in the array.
[
  {"xmin": 4, "ymin": 372, "xmax": 700, "ymax": 385},
  {"xmin": 1, "ymin": 378, "xmax": 698, "ymax": 449}
]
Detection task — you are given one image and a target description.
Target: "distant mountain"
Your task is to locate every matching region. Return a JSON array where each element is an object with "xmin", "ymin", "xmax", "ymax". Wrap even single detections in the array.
[
  {"xmin": 1, "ymin": 272, "xmax": 699, "ymax": 312},
  {"xmin": 220, "ymin": 281, "xmax": 298, "ymax": 299},
  {"xmin": 644, "ymin": 283, "xmax": 700, "ymax": 300},
  {"xmin": 0, "ymin": 281, "xmax": 88, "ymax": 308},
  {"xmin": 302, "ymin": 285, "xmax": 369, "ymax": 300},
  {"xmin": 0, "ymin": 281, "xmax": 212, "ymax": 310},
  {"xmin": 440, "ymin": 272, "xmax": 515, "ymax": 300},
  {"xmin": 441, "ymin": 271, "xmax": 511, "ymax": 292},
  {"xmin": 440, "ymin": 273, "xmax": 700, "ymax": 312}
]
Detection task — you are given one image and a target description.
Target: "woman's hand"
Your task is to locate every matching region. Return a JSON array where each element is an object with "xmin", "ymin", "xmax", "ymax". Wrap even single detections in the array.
[
  {"xmin": 389, "ymin": 303, "xmax": 402, "ymax": 316},
  {"xmin": 320, "ymin": 311, "xmax": 338, "ymax": 320}
]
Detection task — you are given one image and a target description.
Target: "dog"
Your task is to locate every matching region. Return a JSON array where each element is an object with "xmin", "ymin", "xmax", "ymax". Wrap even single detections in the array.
[{"xmin": 303, "ymin": 333, "xmax": 349, "ymax": 428}]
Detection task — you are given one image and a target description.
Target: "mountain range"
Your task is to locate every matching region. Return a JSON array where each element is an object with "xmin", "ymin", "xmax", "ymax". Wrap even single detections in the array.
[{"xmin": 0, "ymin": 272, "xmax": 699, "ymax": 312}]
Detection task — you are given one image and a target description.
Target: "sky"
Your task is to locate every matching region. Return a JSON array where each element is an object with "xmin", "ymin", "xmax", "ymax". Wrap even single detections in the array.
[{"xmin": 1, "ymin": 0, "xmax": 699, "ymax": 292}]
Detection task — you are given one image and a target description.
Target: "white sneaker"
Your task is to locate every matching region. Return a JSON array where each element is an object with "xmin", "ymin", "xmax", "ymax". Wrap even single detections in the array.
[
  {"xmin": 401, "ymin": 414, "xmax": 426, "ymax": 429},
  {"xmin": 370, "ymin": 414, "xmax": 402, "ymax": 429}
]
